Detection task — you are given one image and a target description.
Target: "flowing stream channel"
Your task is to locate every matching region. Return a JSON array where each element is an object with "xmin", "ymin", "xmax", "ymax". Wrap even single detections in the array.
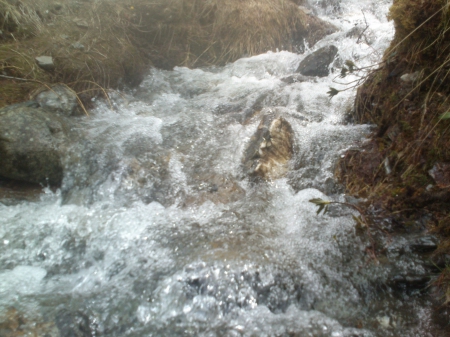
[{"xmin": 0, "ymin": 1, "xmax": 439, "ymax": 336}]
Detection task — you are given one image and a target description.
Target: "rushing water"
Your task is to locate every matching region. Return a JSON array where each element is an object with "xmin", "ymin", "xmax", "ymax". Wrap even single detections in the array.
[{"xmin": 0, "ymin": 1, "xmax": 438, "ymax": 336}]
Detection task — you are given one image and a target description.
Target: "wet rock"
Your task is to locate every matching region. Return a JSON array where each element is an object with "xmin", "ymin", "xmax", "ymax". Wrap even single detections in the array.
[
  {"xmin": 181, "ymin": 263, "xmax": 306, "ymax": 315},
  {"xmin": 35, "ymin": 55, "xmax": 55, "ymax": 71},
  {"xmin": 214, "ymin": 102, "xmax": 245, "ymax": 115},
  {"xmin": 280, "ymin": 74, "xmax": 311, "ymax": 84},
  {"xmin": 345, "ymin": 26, "xmax": 375, "ymax": 45},
  {"xmin": 184, "ymin": 173, "xmax": 246, "ymax": 206},
  {"xmin": 315, "ymin": 0, "xmax": 342, "ymax": 14},
  {"xmin": 214, "ymin": 92, "xmax": 268, "ymax": 125},
  {"xmin": 55, "ymin": 310, "xmax": 93, "ymax": 337},
  {"xmin": 33, "ymin": 84, "xmax": 79, "ymax": 116},
  {"xmin": 345, "ymin": 26, "xmax": 365, "ymax": 38},
  {"xmin": 409, "ymin": 235, "xmax": 438, "ymax": 253},
  {"xmin": 0, "ymin": 177, "xmax": 44, "ymax": 206},
  {"xmin": 242, "ymin": 115, "xmax": 294, "ymax": 180},
  {"xmin": 296, "ymin": 45, "xmax": 338, "ymax": 77},
  {"xmin": 388, "ymin": 274, "xmax": 430, "ymax": 290},
  {"xmin": 0, "ymin": 104, "xmax": 71, "ymax": 185}
]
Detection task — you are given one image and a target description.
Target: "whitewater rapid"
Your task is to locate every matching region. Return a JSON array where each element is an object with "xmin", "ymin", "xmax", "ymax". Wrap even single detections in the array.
[{"xmin": 0, "ymin": 1, "xmax": 436, "ymax": 336}]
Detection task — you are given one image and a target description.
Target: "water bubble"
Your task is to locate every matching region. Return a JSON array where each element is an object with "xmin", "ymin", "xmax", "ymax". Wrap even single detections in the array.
[{"xmin": 136, "ymin": 305, "xmax": 153, "ymax": 324}]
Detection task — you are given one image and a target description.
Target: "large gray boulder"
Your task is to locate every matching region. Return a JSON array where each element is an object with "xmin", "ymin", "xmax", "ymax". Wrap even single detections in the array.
[
  {"xmin": 296, "ymin": 45, "xmax": 338, "ymax": 77},
  {"xmin": 0, "ymin": 103, "xmax": 72, "ymax": 185}
]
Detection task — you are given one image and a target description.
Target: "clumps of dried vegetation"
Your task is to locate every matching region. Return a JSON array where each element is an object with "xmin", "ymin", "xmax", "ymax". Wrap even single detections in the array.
[
  {"xmin": 0, "ymin": 0, "xmax": 335, "ymax": 108},
  {"xmin": 337, "ymin": 0, "xmax": 450, "ymax": 308},
  {"xmin": 127, "ymin": 0, "xmax": 334, "ymax": 68}
]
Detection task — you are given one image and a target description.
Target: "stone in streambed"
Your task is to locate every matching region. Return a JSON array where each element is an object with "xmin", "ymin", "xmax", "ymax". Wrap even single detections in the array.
[
  {"xmin": 242, "ymin": 115, "xmax": 294, "ymax": 180},
  {"xmin": 296, "ymin": 45, "xmax": 338, "ymax": 77}
]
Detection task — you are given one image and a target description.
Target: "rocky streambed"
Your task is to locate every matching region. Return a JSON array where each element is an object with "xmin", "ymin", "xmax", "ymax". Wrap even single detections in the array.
[{"xmin": 0, "ymin": 0, "xmax": 447, "ymax": 336}]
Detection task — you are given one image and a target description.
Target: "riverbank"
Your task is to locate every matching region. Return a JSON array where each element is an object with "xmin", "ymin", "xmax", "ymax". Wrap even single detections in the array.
[
  {"xmin": 338, "ymin": 0, "xmax": 450, "ymax": 322},
  {"xmin": 1, "ymin": 0, "xmax": 448, "ymax": 335},
  {"xmin": 0, "ymin": 0, "xmax": 334, "ymax": 108}
]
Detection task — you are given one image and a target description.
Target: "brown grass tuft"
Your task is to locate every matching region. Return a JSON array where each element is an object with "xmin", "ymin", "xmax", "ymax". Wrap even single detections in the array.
[{"xmin": 0, "ymin": 0, "xmax": 335, "ymax": 107}]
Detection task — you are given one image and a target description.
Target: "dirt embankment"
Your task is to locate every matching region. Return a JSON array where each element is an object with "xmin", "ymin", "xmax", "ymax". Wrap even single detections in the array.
[
  {"xmin": 338, "ymin": 0, "xmax": 450, "ymax": 313},
  {"xmin": 0, "ymin": 0, "xmax": 334, "ymax": 108}
]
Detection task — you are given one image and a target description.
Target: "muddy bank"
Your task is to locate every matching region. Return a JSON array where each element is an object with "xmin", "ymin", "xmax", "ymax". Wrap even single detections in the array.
[{"xmin": 338, "ymin": 0, "xmax": 450, "ymax": 324}]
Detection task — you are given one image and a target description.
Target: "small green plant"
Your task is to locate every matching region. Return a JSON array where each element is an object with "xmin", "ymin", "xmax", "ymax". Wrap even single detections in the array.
[
  {"xmin": 309, "ymin": 197, "xmax": 367, "ymax": 226},
  {"xmin": 327, "ymin": 87, "xmax": 340, "ymax": 99},
  {"xmin": 309, "ymin": 198, "xmax": 331, "ymax": 215},
  {"xmin": 309, "ymin": 197, "xmax": 379, "ymax": 254},
  {"xmin": 327, "ymin": 59, "xmax": 381, "ymax": 99},
  {"xmin": 439, "ymin": 111, "xmax": 450, "ymax": 120}
]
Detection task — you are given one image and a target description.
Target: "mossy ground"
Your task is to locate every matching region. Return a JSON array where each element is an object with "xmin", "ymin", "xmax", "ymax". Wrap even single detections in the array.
[
  {"xmin": 0, "ymin": 0, "xmax": 334, "ymax": 108},
  {"xmin": 337, "ymin": 0, "xmax": 450, "ymax": 318}
]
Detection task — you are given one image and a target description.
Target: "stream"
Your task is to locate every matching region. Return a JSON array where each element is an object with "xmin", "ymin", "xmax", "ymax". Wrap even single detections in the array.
[{"xmin": 0, "ymin": 0, "xmax": 438, "ymax": 336}]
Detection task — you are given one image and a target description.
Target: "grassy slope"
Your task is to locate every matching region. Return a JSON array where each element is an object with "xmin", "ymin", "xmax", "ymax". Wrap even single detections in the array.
[
  {"xmin": 0, "ymin": 0, "xmax": 334, "ymax": 108},
  {"xmin": 339, "ymin": 0, "xmax": 450, "ymax": 310}
]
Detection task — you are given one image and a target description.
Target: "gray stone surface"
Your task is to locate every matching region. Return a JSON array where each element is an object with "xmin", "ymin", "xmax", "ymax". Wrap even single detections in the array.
[
  {"xmin": 0, "ymin": 105, "xmax": 71, "ymax": 185},
  {"xmin": 34, "ymin": 84, "xmax": 78, "ymax": 116},
  {"xmin": 296, "ymin": 45, "xmax": 338, "ymax": 77},
  {"xmin": 71, "ymin": 42, "xmax": 85, "ymax": 50},
  {"xmin": 35, "ymin": 55, "xmax": 55, "ymax": 71},
  {"xmin": 281, "ymin": 74, "xmax": 311, "ymax": 84}
]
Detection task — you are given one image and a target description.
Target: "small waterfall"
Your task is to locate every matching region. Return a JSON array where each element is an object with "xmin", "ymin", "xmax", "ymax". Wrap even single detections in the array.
[{"xmin": 0, "ymin": 1, "xmax": 436, "ymax": 336}]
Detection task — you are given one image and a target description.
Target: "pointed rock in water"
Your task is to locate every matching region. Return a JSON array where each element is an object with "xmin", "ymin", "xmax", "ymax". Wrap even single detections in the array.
[
  {"xmin": 296, "ymin": 45, "xmax": 338, "ymax": 77},
  {"xmin": 242, "ymin": 115, "xmax": 294, "ymax": 180}
]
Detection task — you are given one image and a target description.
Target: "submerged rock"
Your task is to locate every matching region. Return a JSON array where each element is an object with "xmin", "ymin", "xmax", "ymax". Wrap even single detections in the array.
[
  {"xmin": 280, "ymin": 74, "xmax": 311, "ymax": 84},
  {"xmin": 242, "ymin": 115, "xmax": 294, "ymax": 180},
  {"xmin": 0, "ymin": 104, "xmax": 72, "ymax": 185},
  {"xmin": 0, "ymin": 307, "xmax": 59, "ymax": 337},
  {"xmin": 55, "ymin": 310, "xmax": 93, "ymax": 337},
  {"xmin": 296, "ymin": 45, "xmax": 338, "ymax": 77},
  {"xmin": 184, "ymin": 173, "xmax": 246, "ymax": 206}
]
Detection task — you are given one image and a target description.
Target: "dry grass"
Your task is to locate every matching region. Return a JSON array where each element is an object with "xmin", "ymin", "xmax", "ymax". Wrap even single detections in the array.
[
  {"xmin": 0, "ymin": 0, "xmax": 45, "ymax": 38},
  {"xmin": 0, "ymin": 0, "xmax": 335, "ymax": 107},
  {"xmin": 126, "ymin": 0, "xmax": 335, "ymax": 68},
  {"xmin": 337, "ymin": 0, "xmax": 450, "ymax": 306}
]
